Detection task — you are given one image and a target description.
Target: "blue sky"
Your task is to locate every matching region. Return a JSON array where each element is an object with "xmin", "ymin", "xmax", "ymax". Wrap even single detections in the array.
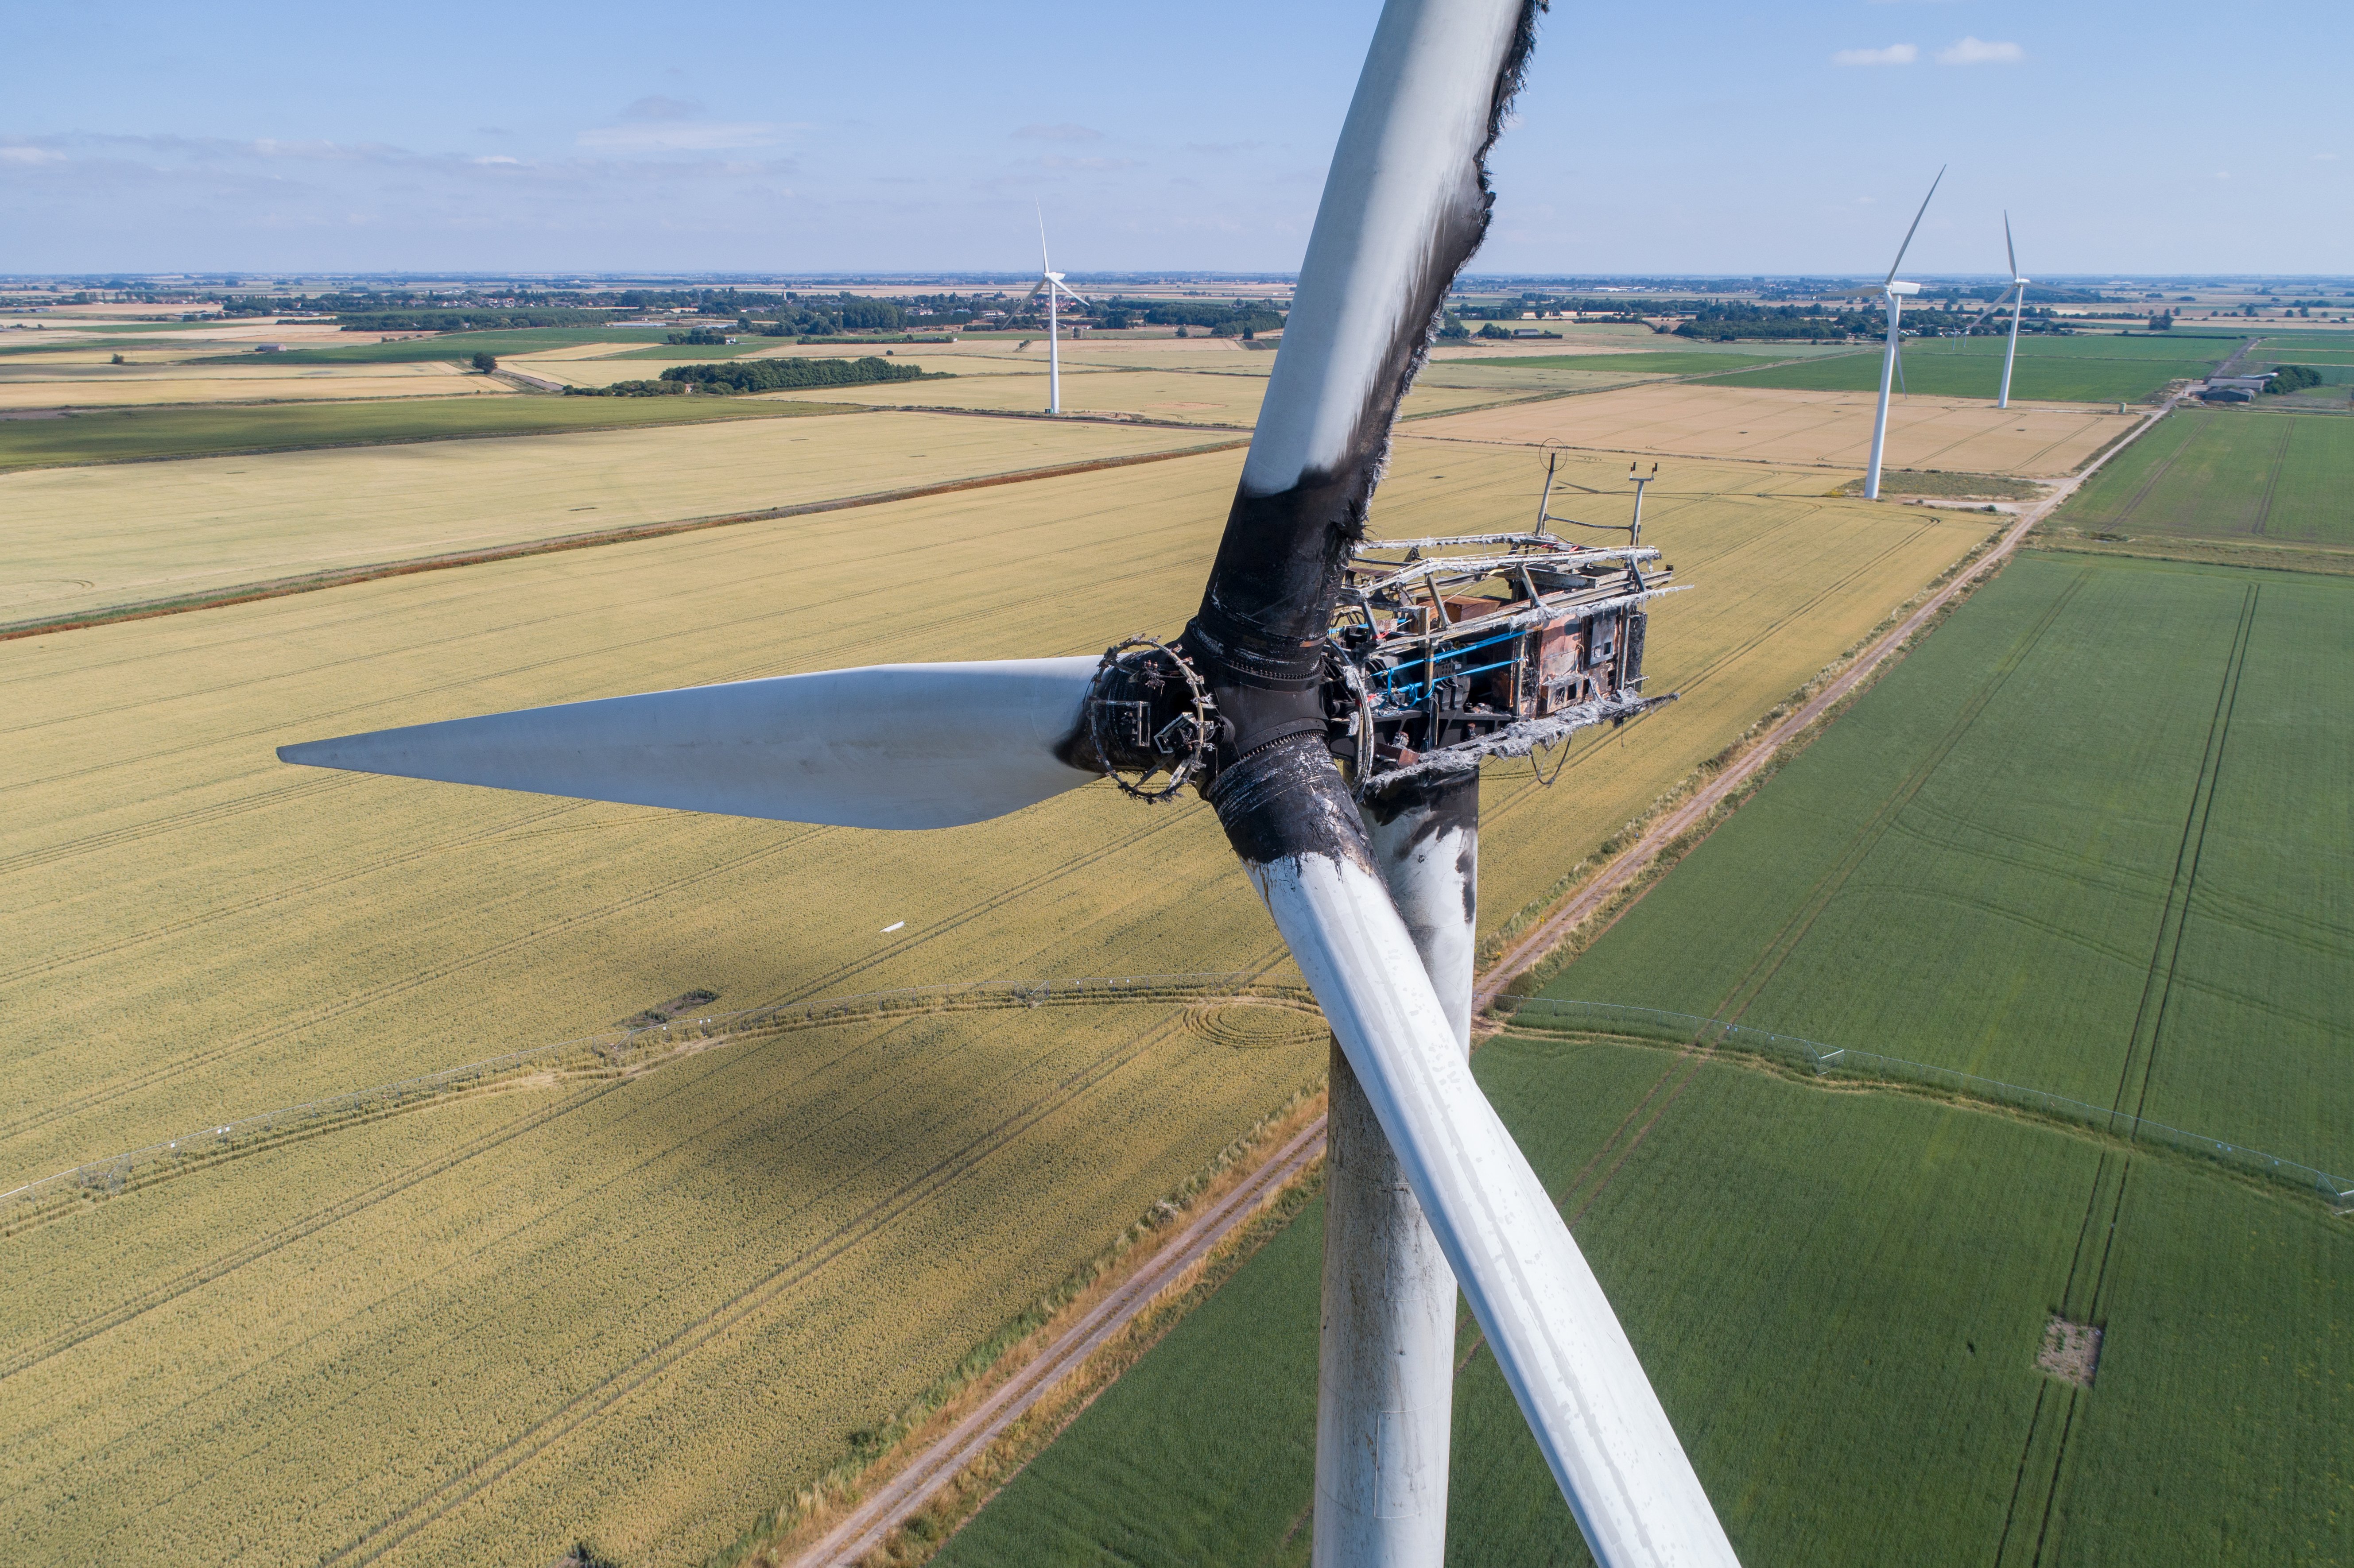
[{"xmin": 4, "ymin": 0, "xmax": 2346, "ymax": 278}]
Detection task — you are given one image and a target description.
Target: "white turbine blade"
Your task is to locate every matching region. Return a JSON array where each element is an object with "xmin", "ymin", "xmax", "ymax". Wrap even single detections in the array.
[
  {"xmin": 2004, "ymin": 211, "xmax": 2018, "ymax": 284},
  {"xmin": 278, "ymin": 658, "xmax": 1101, "ymax": 831},
  {"xmin": 1253, "ymin": 852, "xmax": 1739, "ymax": 1568},
  {"xmin": 1883, "ymin": 166, "xmax": 1944, "ymax": 286},
  {"xmin": 1038, "ymin": 203, "xmax": 1051, "ymax": 273}
]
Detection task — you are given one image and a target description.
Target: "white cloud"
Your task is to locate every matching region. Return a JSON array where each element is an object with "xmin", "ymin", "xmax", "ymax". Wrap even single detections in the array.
[
  {"xmin": 2315, "ymin": 152, "xmax": 2341, "ymax": 162},
  {"xmin": 1833, "ymin": 43, "xmax": 1919, "ymax": 66},
  {"xmin": 473, "ymin": 155, "xmax": 520, "ymax": 166},
  {"xmin": 1938, "ymin": 36, "xmax": 2024, "ymax": 65},
  {"xmin": 577, "ymin": 121, "xmax": 784, "ymax": 151},
  {"xmin": 1013, "ymin": 123, "xmax": 1103, "ymax": 143},
  {"xmin": 1038, "ymin": 155, "xmax": 1141, "ymax": 171},
  {"xmin": 0, "ymin": 145, "xmax": 67, "ymax": 164}
]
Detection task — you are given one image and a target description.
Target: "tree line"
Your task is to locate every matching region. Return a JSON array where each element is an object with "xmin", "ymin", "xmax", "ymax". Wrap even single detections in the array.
[{"xmin": 563, "ymin": 356, "xmax": 938, "ymax": 397}]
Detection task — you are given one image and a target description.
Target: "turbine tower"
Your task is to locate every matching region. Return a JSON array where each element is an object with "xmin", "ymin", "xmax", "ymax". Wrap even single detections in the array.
[
  {"xmin": 275, "ymin": 4, "xmax": 1741, "ymax": 1563},
  {"xmin": 1863, "ymin": 168, "xmax": 1943, "ymax": 502},
  {"xmin": 1017, "ymin": 212, "xmax": 1089, "ymax": 415},
  {"xmin": 1997, "ymin": 213, "xmax": 2029, "ymax": 410}
]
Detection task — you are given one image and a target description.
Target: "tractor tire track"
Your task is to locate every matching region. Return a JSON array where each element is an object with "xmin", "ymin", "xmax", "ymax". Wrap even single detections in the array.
[
  {"xmin": 1997, "ymin": 583, "xmax": 2257, "ymax": 1568},
  {"xmin": 0, "ymin": 828, "xmax": 818, "ymax": 1147},
  {"xmin": 1703, "ymin": 569, "xmax": 2089, "ymax": 1027},
  {"xmin": 22, "ymin": 998, "xmax": 1133, "ymax": 1519},
  {"xmin": 2246, "ymin": 417, "xmax": 2294, "ymax": 539},
  {"xmin": 0, "ymin": 771, "xmax": 359, "ymax": 880},
  {"xmin": 314, "ymin": 1006, "xmax": 1199, "ymax": 1568},
  {"xmin": 0, "ymin": 797, "xmax": 593, "ymax": 993},
  {"xmin": 0, "ymin": 1081, "xmax": 620, "ymax": 1386}
]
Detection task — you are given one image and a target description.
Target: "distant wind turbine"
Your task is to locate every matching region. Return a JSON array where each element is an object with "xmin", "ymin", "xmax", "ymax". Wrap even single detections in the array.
[
  {"xmin": 1996, "ymin": 213, "xmax": 2029, "ymax": 409},
  {"xmin": 1863, "ymin": 168, "xmax": 1943, "ymax": 502},
  {"xmin": 1016, "ymin": 211, "xmax": 1090, "ymax": 414}
]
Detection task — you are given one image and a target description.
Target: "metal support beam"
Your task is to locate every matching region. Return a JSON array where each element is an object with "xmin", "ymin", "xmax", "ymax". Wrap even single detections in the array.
[{"xmin": 1312, "ymin": 770, "xmax": 1478, "ymax": 1568}]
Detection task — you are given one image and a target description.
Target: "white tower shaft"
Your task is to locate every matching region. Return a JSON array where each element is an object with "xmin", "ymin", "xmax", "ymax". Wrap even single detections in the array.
[
  {"xmin": 1314, "ymin": 777, "xmax": 1478, "ymax": 1568},
  {"xmin": 1999, "ymin": 286, "xmax": 2023, "ymax": 410},
  {"xmin": 1865, "ymin": 293, "xmax": 1904, "ymax": 501}
]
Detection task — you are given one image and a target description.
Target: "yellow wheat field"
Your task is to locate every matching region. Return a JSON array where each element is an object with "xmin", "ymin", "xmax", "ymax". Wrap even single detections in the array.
[
  {"xmin": 1412, "ymin": 381, "xmax": 2136, "ymax": 476},
  {"xmin": 0, "ymin": 357, "xmax": 513, "ymax": 410},
  {"xmin": 764, "ymin": 367, "xmax": 1506, "ymax": 425},
  {"xmin": 0, "ymin": 410, "xmax": 1228, "ymax": 621},
  {"xmin": 0, "ymin": 434, "xmax": 1993, "ymax": 1566}
]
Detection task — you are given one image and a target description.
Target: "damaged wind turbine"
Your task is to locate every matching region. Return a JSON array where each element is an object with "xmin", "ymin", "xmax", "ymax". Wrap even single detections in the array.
[{"xmin": 277, "ymin": 4, "xmax": 1739, "ymax": 1564}]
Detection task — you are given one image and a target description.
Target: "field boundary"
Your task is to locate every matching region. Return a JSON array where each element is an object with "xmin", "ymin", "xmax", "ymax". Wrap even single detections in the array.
[
  {"xmin": 1493, "ymin": 998, "xmax": 2349, "ymax": 1204},
  {"xmin": 0, "ymin": 437, "xmax": 1247, "ymax": 642}
]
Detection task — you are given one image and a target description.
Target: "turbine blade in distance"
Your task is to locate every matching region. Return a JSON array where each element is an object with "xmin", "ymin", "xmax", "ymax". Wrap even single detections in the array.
[
  {"xmin": 278, "ymin": 658, "xmax": 1103, "ymax": 831},
  {"xmin": 1251, "ymin": 843, "xmax": 1741, "ymax": 1568},
  {"xmin": 1885, "ymin": 165, "xmax": 1945, "ymax": 285}
]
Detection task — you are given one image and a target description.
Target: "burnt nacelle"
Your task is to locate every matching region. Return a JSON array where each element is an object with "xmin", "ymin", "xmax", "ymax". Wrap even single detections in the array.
[{"xmin": 1078, "ymin": 534, "xmax": 1676, "ymax": 799}]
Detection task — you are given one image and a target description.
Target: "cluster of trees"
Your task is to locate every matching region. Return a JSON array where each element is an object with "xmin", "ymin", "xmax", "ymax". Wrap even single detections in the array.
[
  {"xmin": 667, "ymin": 328, "xmax": 734, "ymax": 345},
  {"xmin": 1096, "ymin": 297, "xmax": 1286, "ymax": 337},
  {"xmin": 1674, "ymin": 302, "xmax": 1876, "ymax": 341},
  {"xmin": 566, "ymin": 356, "xmax": 933, "ymax": 397},
  {"xmin": 2266, "ymin": 364, "xmax": 2324, "ymax": 395},
  {"xmin": 1667, "ymin": 299, "xmax": 2071, "ymax": 342}
]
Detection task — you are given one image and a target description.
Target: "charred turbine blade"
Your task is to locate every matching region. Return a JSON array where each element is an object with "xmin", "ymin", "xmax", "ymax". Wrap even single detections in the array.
[{"xmin": 1185, "ymin": 0, "xmax": 1543, "ymax": 717}]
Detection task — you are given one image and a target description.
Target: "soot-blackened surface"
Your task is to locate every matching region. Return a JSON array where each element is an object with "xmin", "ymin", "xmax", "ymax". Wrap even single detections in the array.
[
  {"xmin": 1363, "ymin": 765, "xmax": 1481, "ymax": 846},
  {"xmin": 1207, "ymin": 736, "xmax": 1374, "ymax": 871},
  {"xmin": 1190, "ymin": 0, "xmax": 1546, "ymax": 679}
]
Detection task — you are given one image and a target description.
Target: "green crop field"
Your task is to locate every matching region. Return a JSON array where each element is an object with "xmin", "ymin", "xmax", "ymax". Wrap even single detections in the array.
[
  {"xmin": 0, "ymin": 428, "xmax": 1991, "ymax": 1566},
  {"xmin": 1546, "ymin": 551, "xmax": 2354, "ymax": 1175},
  {"xmin": 0, "ymin": 391, "xmax": 861, "ymax": 473},
  {"xmin": 2046, "ymin": 407, "xmax": 2354, "ymax": 559},
  {"xmin": 938, "ymin": 1036, "xmax": 2350, "ymax": 1568},
  {"xmin": 1454, "ymin": 350, "xmax": 1811, "ymax": 376},
  {"xmin": 207, "ymin": 326, "xmax": 677, "ymax": 365},
  {"xmin": 1701, "ymin": 334, "xmax": 2240, "ymax": 405}
]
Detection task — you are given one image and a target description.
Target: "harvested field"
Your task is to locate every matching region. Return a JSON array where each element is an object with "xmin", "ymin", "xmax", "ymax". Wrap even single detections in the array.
[
  {"xmin": 0, "ymin": 436, "xmax": 1989, "ymax": 1565},
  {"xmin": 0, "ymin": 1004, "xmax": 1325, "ymax": 1568},
  {"xmin": 0, "ymin": 358, "xmax": 512, "ymax": 410},
  {"xmin": 0, "ymin": 410, "xmax": 1225, "ymax": 623},
  {"xmin": 761, "ymin": 368, "xmax": 1504, "ymax": 425},
  {"xmin": 937, "ymin": 1037, "xmax": 2350, "ymax": 1568},
  {"xmin": 1408, "ymin": 383, "xmax": 2136, "ymax": 477},
  {"xmin": 1550, "ymin": 551, "xmax": 2354, "ymax": 1173},
  {"xmin": 1703, "ymin": 333, "xmax": 2240, "ymax": 405},
  {"xmin": 2042, "ymin": 407, "xmax": 2354, "ymax": 567}
]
